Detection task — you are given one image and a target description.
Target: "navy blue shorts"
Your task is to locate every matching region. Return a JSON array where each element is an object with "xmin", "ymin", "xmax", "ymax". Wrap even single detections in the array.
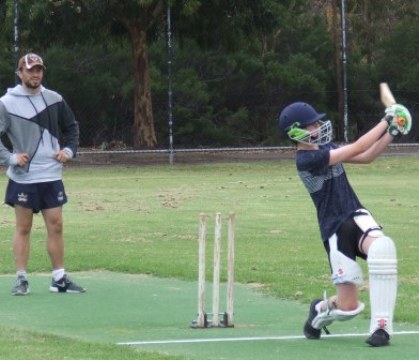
[
  {"xmin": 5, "ymin": 179, "xmax": 68, "ymax": 213},
  {"xmin": 323, "ymin": 215, "xmax": 367, "ymax": 261}
]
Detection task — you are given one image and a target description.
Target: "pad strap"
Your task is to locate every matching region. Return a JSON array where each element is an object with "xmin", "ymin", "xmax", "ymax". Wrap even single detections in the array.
[{"xmin": 312, "ymin": 298, "xmax": 365, "ymax": 329}]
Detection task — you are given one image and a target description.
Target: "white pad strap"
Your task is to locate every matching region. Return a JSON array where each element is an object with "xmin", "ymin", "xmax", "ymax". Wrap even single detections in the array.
[
  {"xmin": 312, "ymin": 300, "xmax": 364, "ymax": 329},
  {"xmin": 367, "ymin": 236, "xmax": 397, "ymax": 335},
  {"xmin": 329, "ymin": 234, "xmax": 363, "ymax": 286},
  {"xmin": 329, "ymin": 302, "xmax": 365, "ymax": 322},
  {"xmin": 353, "ymin": 209, "xmax": 384, "ymax": 238}
]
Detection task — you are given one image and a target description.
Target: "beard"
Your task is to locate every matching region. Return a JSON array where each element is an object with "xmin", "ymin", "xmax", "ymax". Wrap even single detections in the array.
[{"xmin": 23, "ymin": 79, "xmax": 41, "ymax": 90}]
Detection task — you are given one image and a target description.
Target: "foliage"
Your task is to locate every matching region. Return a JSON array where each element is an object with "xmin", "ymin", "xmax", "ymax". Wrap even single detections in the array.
[
  {"xmin": 0, "ymin": 0, "xmax": 418, "ymax": 147},
  {"xmin": 44, "ymin": 43, "xmax": 134, "ymax": 147},
  {"xmin": 150, "ymin": 0, "xmax": 333, "ymax": 147},
  {"xmin": 0, "ymin": 0, "xmax": 18, "ymax": 86},
  {"xmin": 172, "ymin": 0, "xmax": 283, "ymax": 51}
]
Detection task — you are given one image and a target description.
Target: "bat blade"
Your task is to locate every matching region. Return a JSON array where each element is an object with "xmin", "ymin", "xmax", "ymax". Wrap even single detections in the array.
[{"xmin": 380, "ymin": 82, "xmax": 396, "ymax": 107}]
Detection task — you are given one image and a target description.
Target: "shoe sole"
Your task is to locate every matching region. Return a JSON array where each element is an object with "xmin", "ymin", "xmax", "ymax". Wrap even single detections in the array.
[
  {"xmin": 365, "ymin": 338, "xmax": 389, "ymax": 347},
  {"xmin": 304, "ymin": 322, "xmax": 321, "ymax": 339},
  {"xmin": 12, "ymin": 290, "xmax": 30, "ymax": 296},
  {"xmin": 365, "ymin": 331, "xmax": 390, "ymax": 347}
]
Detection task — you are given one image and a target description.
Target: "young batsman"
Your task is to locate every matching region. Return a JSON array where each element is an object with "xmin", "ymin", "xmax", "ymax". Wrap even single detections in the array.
[{"xmin": 278, "ymin": 101, "xmax": 411, "ymax": 346}]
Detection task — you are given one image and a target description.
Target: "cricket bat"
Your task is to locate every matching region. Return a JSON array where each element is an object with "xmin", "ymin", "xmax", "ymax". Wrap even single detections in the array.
[
  {"xmin": 380, "ymin": 82, "xmax": 411, "ymax": 135},
  {"xmin": 380, "ymin": 82, "xmax": 396, "ymax": 107}
]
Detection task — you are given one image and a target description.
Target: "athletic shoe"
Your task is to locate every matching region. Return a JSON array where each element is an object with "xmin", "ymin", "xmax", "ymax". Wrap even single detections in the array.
[
  {"xmin": 12, "ymin": 275, "xmax": 30, "ymax": 296},
  {"xmin": 49, "ymin": 274, "xmax": 86, "ymax": 293},
  {"xmin": 365, "ymin": 329, "xmax": 390, "ymax": 347},
  {"xmin": 303, "ymin": 298, "xmax": 323, "ymax": 339}
]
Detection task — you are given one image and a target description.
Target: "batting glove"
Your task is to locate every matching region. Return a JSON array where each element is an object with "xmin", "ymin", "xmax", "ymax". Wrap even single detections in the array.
[{"xmin": 385, "ymin": 104, "xmax": 412, "ymax": 136}]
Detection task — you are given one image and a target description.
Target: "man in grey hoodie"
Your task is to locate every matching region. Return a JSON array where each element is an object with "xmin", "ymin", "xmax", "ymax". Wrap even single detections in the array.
[{"xmin": 0, "ymin": 53, "xmax": 85, "ymax": 295}]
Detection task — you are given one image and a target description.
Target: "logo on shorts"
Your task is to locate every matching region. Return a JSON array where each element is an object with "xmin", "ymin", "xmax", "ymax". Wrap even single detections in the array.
[
  {"xmin": 17, "ymin": 192, "xmax": 28, "ymax": 203},
  {"xmin": 57, "ymin": 191, "xmax": 64, "ymax": 202}
]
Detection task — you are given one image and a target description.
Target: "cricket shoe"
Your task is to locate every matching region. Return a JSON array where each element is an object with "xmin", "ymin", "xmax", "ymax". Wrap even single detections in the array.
[
  {"xmin": 304, "ymin": 298, "xmax": 323, "ymax": 339},
  {"xmin": 49, "ymin": 274, "xmax": 86, "ymax": 293},
  {"xmin": 12, "ymin": 275, "xmax": 30, "ymax": 296},
  {"xmin": 365, "ymin": 329, "xmax": 390, "ymax": 347},
  {"xmin": 303, "ymin": 298, "xmax": 333, "ymax": 339}
]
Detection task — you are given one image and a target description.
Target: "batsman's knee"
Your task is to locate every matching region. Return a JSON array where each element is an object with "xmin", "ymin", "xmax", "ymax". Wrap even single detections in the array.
[{"xmin": 367, "ymin": 236, "xmax": 397, "ymax": 274}]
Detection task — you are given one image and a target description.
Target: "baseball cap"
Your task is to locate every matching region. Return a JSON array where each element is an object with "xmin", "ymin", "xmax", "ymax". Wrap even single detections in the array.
[{"xmin": 18, "ymin": 53, "xmax": 46, "ymax": 70}]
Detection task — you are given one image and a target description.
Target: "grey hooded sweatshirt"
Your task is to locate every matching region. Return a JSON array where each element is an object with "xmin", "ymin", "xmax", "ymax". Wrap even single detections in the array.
[{"xmin": 0, "ymin": 85, "xmax": 79, "ymax": 183}]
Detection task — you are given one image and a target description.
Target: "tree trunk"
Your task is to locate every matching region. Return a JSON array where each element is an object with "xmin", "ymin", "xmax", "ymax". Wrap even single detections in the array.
[{"xmin": 130, "ymin": 25, "xmax": 157, "ymax": 148}]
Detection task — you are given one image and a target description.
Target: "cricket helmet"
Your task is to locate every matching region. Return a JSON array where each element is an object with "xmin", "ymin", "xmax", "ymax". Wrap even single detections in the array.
[{"xmin": 278, "ymin": 102, "xmax": 332, "ymax": 145}]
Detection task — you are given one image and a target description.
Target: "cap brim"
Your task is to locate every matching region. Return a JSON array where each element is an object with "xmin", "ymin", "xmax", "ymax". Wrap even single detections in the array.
[{"xmin": 26, "ymin": 64, "xmax": 46, "ymax": 70}]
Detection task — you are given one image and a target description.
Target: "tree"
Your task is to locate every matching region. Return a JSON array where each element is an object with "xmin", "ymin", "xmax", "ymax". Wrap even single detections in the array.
[
  {"xmin": 0, "ymin": 0, "xmax": 18, "ymax": 87},
  {"xmin": 17, "ymin": 0, "xmax": 186, "ymax": 148},
  {"xmin": 13, "ymin": 0, "xmax": 323, "ymax": 148},
  {"xmin": 66, "ymin": 0, "xmax": 167, "ymax": 148},
  {"xmin": 99, "ymin": 1, "xmax": 165, "ymax": 148},
  {"xmin": 8, "ymin": 0, "xmax": 417, "ymax": 149}
]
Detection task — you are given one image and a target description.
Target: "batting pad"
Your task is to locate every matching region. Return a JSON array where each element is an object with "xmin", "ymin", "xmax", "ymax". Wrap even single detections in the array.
[{"xmin": 367, "ymin": 236, "xmax": 397, "ymax": 335}]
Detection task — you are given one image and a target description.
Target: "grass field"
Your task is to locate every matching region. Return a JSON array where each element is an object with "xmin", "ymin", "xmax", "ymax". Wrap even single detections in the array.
[{"xmin": 0, "ymin": 156, "xmax": 418, "ymax": 359}]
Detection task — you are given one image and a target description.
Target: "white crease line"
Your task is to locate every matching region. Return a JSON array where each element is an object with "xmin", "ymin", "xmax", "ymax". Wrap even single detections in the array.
[{"xmin": 117, "ymin": 330, "xmax": 419, "ymax": 346}]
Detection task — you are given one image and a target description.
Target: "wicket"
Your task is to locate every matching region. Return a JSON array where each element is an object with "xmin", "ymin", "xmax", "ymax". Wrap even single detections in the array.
[{"xmin": 191, "ymin": 212, "xmax": 235, "ymax": 328}]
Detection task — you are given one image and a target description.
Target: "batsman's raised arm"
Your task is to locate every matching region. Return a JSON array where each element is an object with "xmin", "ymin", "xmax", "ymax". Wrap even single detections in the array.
[
  {"xmin": 328, "ymin": 120, "xmax": 388, "ymax": 165},
  {"xmin": 331, "ymin": 103, "xmax": 412, "ymax": 165}
]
